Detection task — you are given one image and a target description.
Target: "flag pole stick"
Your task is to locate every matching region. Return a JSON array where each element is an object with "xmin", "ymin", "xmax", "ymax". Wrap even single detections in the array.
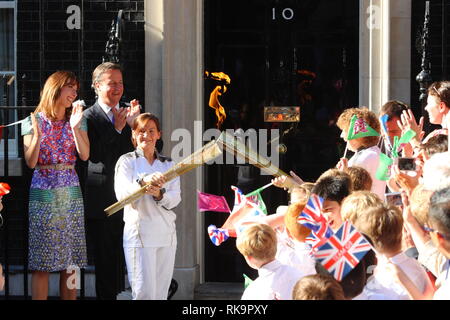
[
  {"xmin": 343, "ymin": 142, "xmax": 349, "ymax": 159},
  {"xmin": 245, "ymin": 182, "xmax": 274, "ymax": 197}
]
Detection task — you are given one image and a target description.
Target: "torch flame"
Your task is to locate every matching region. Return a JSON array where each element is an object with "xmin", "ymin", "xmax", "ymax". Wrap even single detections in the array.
[
  {"xmin": 205, "ymin": 71, "xmax": 231, "ymax": 85},
  {"xmin": 205, "ymin": 71, "xmax": 231, "ymax": 129}
]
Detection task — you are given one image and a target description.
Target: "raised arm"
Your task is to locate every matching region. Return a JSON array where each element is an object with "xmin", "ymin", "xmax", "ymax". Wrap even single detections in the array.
[
  {"xmin": 23, "ymin": 113, "xmax": 41, "ymax": 169},
  {"xmin": 70, "ymin": 103, "xmax": 90, "ymax": 161}
]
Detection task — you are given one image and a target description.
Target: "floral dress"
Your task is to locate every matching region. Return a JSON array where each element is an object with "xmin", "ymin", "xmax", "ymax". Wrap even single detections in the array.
[{"xmin": 21, "ymin": 112, "xmax": 87, "ymax": 272}]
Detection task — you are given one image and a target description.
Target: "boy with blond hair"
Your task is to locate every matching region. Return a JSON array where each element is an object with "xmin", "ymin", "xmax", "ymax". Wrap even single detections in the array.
[
  {"xmin": 237, "ymin": 223, "xmax": 306, "ymax": 300},
  {"xmin": 391, "ymin": 186, "xmax": 450, "ymax": 299},
  {"xmin": 340, "ymin": 191, "xmax": 384, "ymax": 226},
  {"xmin": 354, "ymin": 204, "xmax": 433, "ymax": 299}
]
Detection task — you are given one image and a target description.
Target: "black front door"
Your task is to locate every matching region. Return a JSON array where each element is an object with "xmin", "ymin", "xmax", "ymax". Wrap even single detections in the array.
[{"xmin": 204, "ymin": 0, "xmax": 360, "ymax": 282}]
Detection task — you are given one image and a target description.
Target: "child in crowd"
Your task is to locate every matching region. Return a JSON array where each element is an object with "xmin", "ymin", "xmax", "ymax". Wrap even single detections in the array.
[
  {"xmin": 400, "ymin": 185, "xmax": 433, "ymax": 259},
  {"xmin": 345, "ymin": 166, "xmax": 373, "ymax": 191},
  {"xmin": 379, "ymin": 100, "xmax": 412, "ymax": 157},
  {"xmin": 392, "ymin": 187, "xmax": 450, "ymax": 299},
  {"xmin": 353, "ymin": 203, "xmax": 433, "ymax": 300},
  {"xmin": 341, "ymin": 190, "xmax": 384, "ymax": 225},
  {"xmin": 336, "ymin": 107, "xmax": 386, "ymax": 199},
  {"xmin": 311, "ymin": 171, "xmax": 352, "ymax": 231},
  {"xmin": 398, "ymin": 81, "xmax": 449, "ymax": 149},
  {"xmin": 292, "ymin": 274, "xmax": 346, "ymax": 300},
  {"xmin": 236, "ymin": 223, "xmax": 306, "ymax": 300},
  {"xmin": 323, "ymin": 190, "xmax": 380, "ymax": 299},
  {"xmin": 419, "ymin": 134, "xmax": 448, "ymax": 160},
  {"xmin": 277, "ymin": 201, "xmax": 317, "ymax": 276},
  {"xmin": 389, "ymin": 135, "xmax": 448, "ymax": 195},
  {"xmin": 409, "ymin": 185, "xmax": 433, "ymax": 227},
  {"xmin": 402, "ymin": 185, "xmax": 446, "ymax": 283}
]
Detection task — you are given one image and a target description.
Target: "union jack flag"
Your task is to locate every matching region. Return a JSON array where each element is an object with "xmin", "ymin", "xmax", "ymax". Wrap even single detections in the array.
[
  {"xmin": 207, "ymin": 225, "xmax": 231, "ymax": 246},
  {"xmin": 231, "ymin": 185, "xmax": 246, "ymax": 212},
  {"xmin": 231, "ymin": 185, "xmax": 265, "ymax": 213},
  {"xmin": 313, "ymin": 221, "xmax": 373, "ymax": 281},
  {"xmin": 298, "ymin": 194, "xmax": 334, "ymax": 242}
]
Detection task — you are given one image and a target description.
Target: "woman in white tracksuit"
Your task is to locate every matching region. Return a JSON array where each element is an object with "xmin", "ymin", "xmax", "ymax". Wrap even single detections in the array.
[{"xmin": 114, "ymin": 113, "xmax": 181, "ymax": 300}]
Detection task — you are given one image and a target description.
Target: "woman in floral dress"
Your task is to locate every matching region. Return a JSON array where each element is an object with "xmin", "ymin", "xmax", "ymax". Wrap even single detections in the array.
[{"xmin": 22, "ymin": 71, "xmax": 89, "ymax": 300}]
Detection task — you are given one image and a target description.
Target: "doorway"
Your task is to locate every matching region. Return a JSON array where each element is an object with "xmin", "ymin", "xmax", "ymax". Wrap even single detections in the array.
[{"xmin": 203, "ymin": 0, "xmax": 360, "ymax": 282}]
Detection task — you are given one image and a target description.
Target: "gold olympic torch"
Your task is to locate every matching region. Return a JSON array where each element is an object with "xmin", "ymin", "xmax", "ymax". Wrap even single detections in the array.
[
  {"xmin": 104, "ymin": 138, "xmax": 223, "ymax": 216},
  {"xmin": 216, "ymin": 131, "xmax": 300, "ymax": 189}
]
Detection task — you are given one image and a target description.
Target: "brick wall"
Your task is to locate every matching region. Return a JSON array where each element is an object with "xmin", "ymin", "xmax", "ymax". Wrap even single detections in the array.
[{"xmin": 17, "ymin": 0, "xmax": 145, "ymax": 107}]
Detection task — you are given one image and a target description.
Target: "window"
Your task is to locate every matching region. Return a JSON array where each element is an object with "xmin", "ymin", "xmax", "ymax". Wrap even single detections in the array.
[{"xmin": 0, "ymin": 1, "xmax": 17, "ymax": 160}]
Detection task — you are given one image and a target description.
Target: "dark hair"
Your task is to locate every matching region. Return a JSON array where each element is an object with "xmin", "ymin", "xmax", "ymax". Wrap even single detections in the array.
[
  {"xmin": 91, "ymin": 62, "xmax": 123, "ymax": 94},
  {"xmin": 429, "ymin": 187, "xmax": 450, "ymax": 236},
  {"xmin": 380, "ymin": 100, "xmax": 410, "ymax": 121},
  {"xmin": 420, "ymin": 134, "xmax": 448, "ymax": 157},
  {"xmin": 312, "ymin": 174, "xmax": 352, "ymax": 204},
  {"xmin": 131, "ymin": 113, "xmax": 161, "ymax": 148},
  {"xmin": 428, "ymin": 81, "xmax": 450, "ymax": 108},
  {"xmin": 340, "ymin": 248, "xmax": 376, "ymax": 299},
  {"xmin": 292, "ymin": 274, "xmax": 346, "ymax": 300}
]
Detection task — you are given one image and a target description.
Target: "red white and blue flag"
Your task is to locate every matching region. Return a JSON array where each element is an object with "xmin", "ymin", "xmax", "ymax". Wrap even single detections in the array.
[
  {"xmin": 206, "ymin": 186, "xmax": 266, "ymax": 246},
  {"xmin": 313, "ymin": 221, "xmax": 373, "ymax": 281},
  {"xmin": 298, "ymin": 194, "xmax": 334, "ymax": 248},
  {"xmin": 208, "ymin": 225, "xmax": 234, "ymax": 246},
  {"xmin": 231, "ymin": 185, "xmax": 246, "ymax": 211}
]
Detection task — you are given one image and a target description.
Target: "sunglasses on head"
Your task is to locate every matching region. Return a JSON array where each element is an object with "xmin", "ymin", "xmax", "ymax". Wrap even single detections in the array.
[{"xmin": 423, "ymin": 225, "xmax": 450, "ymax": 240}]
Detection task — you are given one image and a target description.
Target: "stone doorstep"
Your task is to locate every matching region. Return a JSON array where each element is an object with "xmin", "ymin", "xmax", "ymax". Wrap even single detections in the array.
[
  {"xmin": 194, "ymin": 282, "xmax": 244, "ymax": 300},
  {"xmin": 2, "ymin": 265, "xmax": 244, "ymax": 300},
  {"xmin": 1, "ymin": 265, "xmax": 131, "ymax": 299}
]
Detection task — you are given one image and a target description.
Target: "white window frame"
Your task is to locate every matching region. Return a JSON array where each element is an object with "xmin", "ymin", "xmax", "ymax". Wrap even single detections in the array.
[{"xmin": 0, "ymin": 1, "xmax": 18, "ymax": 159}]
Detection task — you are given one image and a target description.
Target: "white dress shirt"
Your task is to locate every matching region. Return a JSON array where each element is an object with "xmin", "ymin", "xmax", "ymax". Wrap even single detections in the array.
[
  {"xmin": 98, "ymin": 100, "xmax": 122, "ymax": 133},
  {"xmin": 348, "ymin": 145, "xmax": 386, "ymax": 199},
  {"xmin": 354, "ymin": 252, "xmax": 432, "ymax": 300},
  {"xmin": 98, "ymin": 100, "xmax": 119, "ymax": 122},
  {"xmin": 241, "ymin": 259, "xmax": 305, "ymax": 300},
  {"xmin": 114, "ymin": 148, "xmax": 181, "ymax": 248}
]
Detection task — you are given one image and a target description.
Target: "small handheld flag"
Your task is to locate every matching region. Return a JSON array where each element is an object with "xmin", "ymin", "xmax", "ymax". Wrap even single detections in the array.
[
  {"xmin": 379, "ymin": 114, "xmax": 393, "ymax": 153},
  {"xmin": 197, "ymin": 191, "xmax": 231, "ymax": 213},
  {"xmin": 245, "ymin": 183, "xmax": 272, "ymax": 215},
  {"xmin": 347, "ymin": 115, "xmax": 380, "ymax": 141},
  {"xmin": 243, "ymin": 274, "xmax": 254, "ymax": 289},
  {"xmin": 298, "ymin": 194, "xmax": 334, "ymax": 250},
  {"xmin": 298, "ymin": 194, "xmax": 333, "ymax": 239},
  {"xmin": 313, "ymin": 221, "xmax": 373, "ymax": 281},
  {"xmin": 0, "ymin": 183, "xmax": 10, "ymax": 196},
  {"xmin": 391, "ymin": 129, "xmax": 416, "ymax": 158},
  {"xmin": 207, "ymin": 225, "xmax": 231, "ymax": 246},
  {"xmin": 205, "ymin": 185, "xmax": 266, "ymax": 246},
  {"xmin": 376, "ymin": 152, "xmax": 394, "ymax": 181}
]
